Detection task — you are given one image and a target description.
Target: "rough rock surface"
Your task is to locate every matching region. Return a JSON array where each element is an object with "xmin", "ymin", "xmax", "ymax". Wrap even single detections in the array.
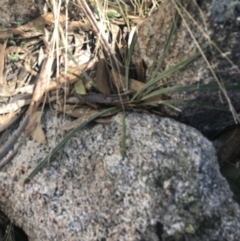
[
  {"xmin": 0, "ymin": 0, "xmax": 45, "ymax": 28},
  {"xmin": 133, "ymin": 0, "xmax": 240, "ymax": 135},
  {"xmin": 0, "ymin": 110, "xmax": 240, "ymax": 241}
]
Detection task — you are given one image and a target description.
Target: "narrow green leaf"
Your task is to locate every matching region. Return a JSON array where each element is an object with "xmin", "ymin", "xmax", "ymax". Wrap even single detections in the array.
[
  {"xmin": 149, "ymin": 10, "xmax": 180, "ymax": 81},
  {"xmin": 24, "ymin": 107, "xmax": 118, "ymax": 184},
  {"xmin": 131, "ymin": 52, "xmax": 201, "ymax": 101},
  {"xmin": 107, "ymin": 11, "xmax": 119, "ymax": 22},
  {"xmin": 145, "ymin": 99, "xmax": 229, "ymax": 111},
  {"xmin": 115, "ymin": 0, "xmax": 130, "ymax": 29},
  {"xmin": 141, "ymin": 82, "xmax": 240, "ymax": 101}
]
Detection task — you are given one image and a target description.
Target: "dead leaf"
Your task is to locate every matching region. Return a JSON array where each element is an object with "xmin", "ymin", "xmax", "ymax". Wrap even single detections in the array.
[
  {"xmin": 110, "ymin": 70, "xmax": 144, "ymax": 92},
  {"xmin": 0, "ymin": 13, "xmax": 66, "ymax": 39},
  {"xmin": 68, "ymin": 21, "xmax": 91, "ymax": 32},
  {"xmin": 59, "ymin": 107, "xmax": 98, "ymax": 130},
  {"xmin": 31, "ymin": 124, "xmax": 46, "ymax": 144},
  {"xmin": 28, "ymin": 111, "xmax": 46, "ymax": 144},
  {"xmin": 59, "ymin": 106, "xmax": 117, "ymax": 131},
  {"xmin": 53, "ymin": 104, "xmax": 95, "ymax": 118},
  {"xmin": 0, "ymin": 28, "xmax": 25, "ymax": 39},
  {"xmin": 94, "ymin": 58, "xmax": 111, "ymax": 95},
  {"xmin": 95, "ymin": 117, "xmax": 111, "ymax": 124},
  {"xmin": 17, "ymin": 13, "xmax": 66, "ymax": 32}
]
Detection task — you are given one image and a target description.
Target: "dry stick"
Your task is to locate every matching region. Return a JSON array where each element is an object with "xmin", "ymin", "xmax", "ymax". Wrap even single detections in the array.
[
  {"xmin": 0, "ymin": 112, "xmax": 40, "ymax": 169},
  {"xmin": 0, "ymin": 108, "xmax": 25, "ymax": 132},
  {"xmin": 0, "ymin": 131, "xmax": 30, "ymax": 170},
  {"xmin": 0, "ymin": 114, "xmax": 29, "ymax": 161},
  {"xmin": 76, "ymin": 0, "xmax": 125, "ymax": 91},
  {"xmin": 0, "ymin": 147, "xmax": 20, "ymax": 169},
  {"xmin": 0, "ymin": 54, "xmax": 90, "ymax": 161},
  {"xmin": 0, "ymin": 39, "xmax": 7, "ymax": 86},
  {"xmin": 0, "ymin": 29, "xmax": 55, "ymax": 164},
  {"xmin": 0, "ymin": 9, "xmax": 95, "ymax": 165},
  {"xmin": 26, "ymin": 30, "xmax": 55, "ymax": 118}
]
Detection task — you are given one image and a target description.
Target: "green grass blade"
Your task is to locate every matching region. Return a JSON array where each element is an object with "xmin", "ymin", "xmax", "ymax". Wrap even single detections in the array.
[
  {"xmin": 24, "ymin": 107, "xmax": 118, "ymax": 184},
  {"xmin": 4, "ymin": 223, "xmax": 14, "ymax": 241},
  {"xmin": 131, "ymin": 52, "xmax": 201, "ymax": 101},
  {"xmin": 141, "ymin": 82, "xmax": 240, "ymax": 101},
  {"xmin": 149, "ymin": 10, "xmax": 180, "ymax": 81},
  {"xmin": 115, "ymin": 0, "xmax": 130, "ymax": 29},
  {"xmin": 145, "ymin": 99, "xmax": 230, "ymax": 111},
  {"xmin": 120, "ymin": 111, "xmax": 126, "ymax": 158}
]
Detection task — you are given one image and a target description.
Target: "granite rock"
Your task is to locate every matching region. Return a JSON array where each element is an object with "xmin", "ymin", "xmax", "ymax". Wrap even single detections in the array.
[
  {"xmin": 0, "ymin": 110, "xmax": 240, "ymax": 241},
  {"xmin": 0, "ymin": 0, "xmax": 45, "ymax": 28},
  {"xmin": 133, "ymin": 0, "xmax": 240, "ymax": 135}
]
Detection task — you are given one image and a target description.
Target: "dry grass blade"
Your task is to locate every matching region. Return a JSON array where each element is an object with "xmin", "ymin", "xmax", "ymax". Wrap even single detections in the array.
[
  {"xmin": 0, "ymin": 97, "xmax": 31, "ymax": 114},
  {"xmin": 0, "ymin": 110, "xmax": 21, "ymax": 132},
  {"xmin": 173, "ymin": 0, "xmax": 240, "ymax": 124},
  {"xmin": 76, "ymin": 0, "xmax": 124, "ymax": 93},
  {"xmin": 0, "ymin": 39, "xmax": 7, "ymax": 86},
  {"xmin": 26, "ymin": 29, "xmax": 55, "ymax": 118},
  {"xmin": 0, "ymin": 115, "xmax": 29, "ymax": 160},
  {"xmin": 59, "ymin": 40, "xmax": 94, "ymax": 83},
  {"xmin": 115, "ymin": 0, "xmax": 131, "ymax": 29}
]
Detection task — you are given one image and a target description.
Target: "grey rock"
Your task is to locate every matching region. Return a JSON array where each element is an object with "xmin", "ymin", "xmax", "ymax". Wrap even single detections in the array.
[
  {"xmin": 210, "ymin": 0, "xmax": 240, "ymax": 23},
  {"xmin": 0, "ymin": 0, "xmax": 44, "ymax": 28},
  {"xmin": 133, "ymin": 0, "xmax": 240, "ymax": 135},
  {"xmin": 0, "ymin": 110, "xmax": 240, "ymax": 241}
]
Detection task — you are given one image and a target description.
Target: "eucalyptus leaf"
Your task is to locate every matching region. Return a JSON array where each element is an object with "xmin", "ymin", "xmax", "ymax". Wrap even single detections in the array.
[{"xmin": 74, "ymin": 79, "xmax": 86, "ymax": 95}]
